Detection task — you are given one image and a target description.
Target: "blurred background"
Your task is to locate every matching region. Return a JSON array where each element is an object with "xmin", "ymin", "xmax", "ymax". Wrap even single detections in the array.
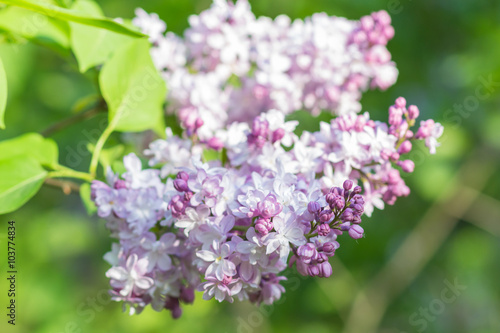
[{"xmin": 1, "ymin": 0, "xmax": 500, "ymax": 332}]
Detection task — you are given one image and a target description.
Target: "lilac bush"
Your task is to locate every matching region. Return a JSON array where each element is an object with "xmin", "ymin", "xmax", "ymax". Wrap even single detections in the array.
[{"xmin": 90, "ymin": 0, "xmax": 443, "ymax": 318}]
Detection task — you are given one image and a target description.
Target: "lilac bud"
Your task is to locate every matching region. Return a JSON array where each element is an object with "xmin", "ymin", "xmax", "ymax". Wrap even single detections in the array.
[
  {"xmin": 407, "ymin": 105, "xmax": 419, "ymax": 119},
  {"xmin": 353, "ymin": 186, "xmax": 362, "ymax": 194},
  {"xmin": 307, "ymin": 265, "xmax": 320, "ymax": 277},
  {"xmin": 307, "ymin": 201, "xmax": 321, "ymax": 214},
  {"xmin": 171, "ymin": 306, "xmax": 182, "ymax": 319},
  {"xmin": 114, "ymin": 179, "xmax": 127, "ymax": 189},
  {"xmin": 322, "ymin": 242, "xmax": 336, "ymax": 256},
  {"xmin": 395, "ymin": 96, "xmax": 406, "ymax": 109},
  {"xmin": 316, "ymin": 252, "xmax": 328, "ymax": 263},
  {"xmin": 351, "ymin": 204, "xmax": 364, "ymax": 214},
  {"xmin": 341, "ymin": 208, "xmax": 353, "ymax": 222},
  {"xmin": 297, "ymin": 243, "xmax": 317, "ymax": 264},
  {"xmin": 343, "ymin": 179, "xmax": 354, "ymax": 191},
  {"xmin": 207, "ymin": 137, "xmax": 224, "ymax": 151},
  {"xmin": 174, "ymin": 179, "xmax": 189, "ymax": 192},
  {"xmin": 318, "ymin": 223, "xmax": 331, "ymax": 236},
  {"xmin": 257, "ymin": 194, "xmax": 282, "ymax": 219},
  {"xmin": 176, "ymin": 171, "xmax": 189, "ymax": 181},
  {"xmin": 391, "ymin": 152, "xmax": 400, "ymax": 161},
  {"xmin": 251, "ymin": 117, "xmax": 269, "ymax": 137},
  {"xmin": 340, "ymin": 222, "xmax": 351, "ymax": 231},
  {"xmin": 271, "ymin": 128, "xmax": 285, "ymax": 143},
  {"xmin": 325, "ymin": 192, "xmax": 336, "ymax": 206},
  {"xmin": 333, "ymin": 196, "xmax": 345, "ymax": 210},
  {"xmin": 184, "ymin": 191, "xmax": 193, "ymax": 201},
  {"xmin": 398, "ymin": 140, "xmax": 412, "ymax": 154},
  {"xmin": 194, "ymin": 118, "xmax": 204, "ymax": 129},
  {"xmin": 349, "ymin": 225, "xmax": 364, "ymax": 239},
  {"xmin": 318, "ymin": 262, "xmax": 333, "ymax": 278},
  {"xmin": 388, "ymin": 106, "xmax": 403, "ymax": 126},
  {"xmin": 398, "ymin": 159, "xmax": 415, "ymax": 173},
  {"xmin": 352, "ymin": 215, "xmax": 362, "ymax": 224},
  {"xmin": 319, "ymin": 210, "xmax": 334, "ymax": 223},
  {"xmin": 255, "ymin": 222, "xmax": 269, "ymax": 235},
  {"xmin": 381, "ymin": 148, "xmax": 392, "ymax": 160},
  {"xmin": 180, "ymin": 287, "xmax": 195, "ymax": 304}
]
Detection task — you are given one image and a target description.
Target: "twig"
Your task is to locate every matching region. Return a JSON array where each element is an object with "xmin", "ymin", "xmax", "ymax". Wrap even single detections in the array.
[
  {"xmin": 40, "ymin": 102, "xmax": 105, "ymax": 137},
  {"xmin": 44, "ymin": 178, "xmax": 81, "ymax": 195}
]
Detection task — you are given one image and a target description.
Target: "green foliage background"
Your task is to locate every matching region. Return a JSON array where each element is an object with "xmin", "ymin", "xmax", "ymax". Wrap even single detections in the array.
[{"xmin": 1, "ymin": 0, "xmax": 500, "ymax": 332}]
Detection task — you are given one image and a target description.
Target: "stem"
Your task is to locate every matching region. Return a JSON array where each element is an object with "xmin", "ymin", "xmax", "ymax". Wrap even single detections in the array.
[
  {"xmin": 44, "ymin": 178, "xmax": 80, "ymax": 194},
  {"xmin": 40, "ymin": 102, "xmax": 104, "ymax": 137},
  {"xmin": 47, "ymin": 168, "xmax": 94, "ymax": 182},
  {"xmin": 89, "ymin": 121, "xmax": 115, "ymax": 177}
]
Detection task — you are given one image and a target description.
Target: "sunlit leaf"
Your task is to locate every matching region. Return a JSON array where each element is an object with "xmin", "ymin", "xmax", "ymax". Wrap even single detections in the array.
[
  {"xmin": 99, "ymin": 38, "xmax": 166, "ymax": 133},
  {"xmin": 0, "ymin": 155, "xmax": 47, "ymax": 214}
]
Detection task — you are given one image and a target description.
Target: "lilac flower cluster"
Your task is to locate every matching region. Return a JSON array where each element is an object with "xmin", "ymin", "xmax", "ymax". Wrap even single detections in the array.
[
  {"xmin": 92, "ymin": 93, "xmax": 442, "ymax": 317},
  {"xmin": 132, "ymin": 1, "xmax": 399, "ymax": 139}
]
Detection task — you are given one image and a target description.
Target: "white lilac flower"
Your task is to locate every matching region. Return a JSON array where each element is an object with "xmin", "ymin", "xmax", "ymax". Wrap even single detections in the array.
[
  {"xmin": 106, "ymin": 254, "xmax": 154, "ymax": 297},
  {"xmin": 175, "ymin": 205, "xmax": 211, "ymax": 236},
  {"xmin": 263, "ymin": 212, "xmax": 306, "ymax": 261},
  {"xmin": 196, "ymin": 241, "xmax": 236, "ymax": 280}
]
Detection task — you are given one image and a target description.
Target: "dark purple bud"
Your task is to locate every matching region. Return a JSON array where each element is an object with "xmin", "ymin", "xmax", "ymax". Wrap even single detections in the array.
[
  {"xmin": 174, "ymin": 179, "xmax": 189, "ymax": 192},
  {"xmin": 352, "ymin": 215, "xmax": 362, "ymax": 224},
  {"xmin": 351, "ymin": 204, "xmax": 364, "ymax": 214},
  {"xmin": 184, "ymin": 191, "xmax": 193, "ymax": 201},
  {"xmin": 318, "ymin": 223, "xmax": 331, "ymax": 236},
  {"xmin": 316, "ymin": 252, "xmax": 328, "ymax": 263},
  {"xmin": 114, "ymin": 179, "xmax": 127, "ymax": 189},
  {"xmin": 307, "ymin": 201, "xmax": 321, "ymax": 214},
  {"xmin": 271, "ymin": 128, "xmax": 285, "ymax": 143},
  {"xmin": 322, "ymin": 242, "xmax": 336, "ymax": 256},
  {"xmin": 343, "ymin": 180, "xmax": 353, "ymax": 191},
  {"xmin": 325, "ymin": 192, "xmax": 336, "ymax": 206},
  {"xmin": 341, "ymin": 208, "xmax": 353, "ymax": 222},
  {"xmin": 176, "ymin": 171, "xmax": 189, "ymax": 181},
  {"xmin": 333, "ymin": 196, "xmax": 345, "ymax": 210},
  {"xmin": 319, "ymin": 210, "xmax": 334, "ymax": 223},
  {"xmin": 307, "ymin": 265, "xmax": 320, "ymax": 277},
  {"xmin": 340, "ymin": 222, "xmax": 351, "ymax": 231},
  {"xmin": 349, "ymin": 225, "xmax": 364, "ymax": 239},
  {"xmin": 180, "ymin": 287, "xmax": 195, "ymax": 304},
  {"xmin": 353, "ymin": 186, "xmax": 362, "ymax": 194},
  {"xmin": 171, "ymin": 306, "xmax": 182, "ymax": 319},
  {"xmin": 318, "ymin": 262, "xmax": 332, "ymax": 278}
]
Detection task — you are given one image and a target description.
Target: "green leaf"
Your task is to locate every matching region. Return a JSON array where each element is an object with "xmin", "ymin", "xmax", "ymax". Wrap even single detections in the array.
[
  {"xmin": 0, "ymin": 132, "xmax": 58, "ymax": 168},
  {"xmin": 0, "ymin": 155, "xmax": 47, "ymax": 214},
  {"xmin": 99, "ymin": 38, "xmax": 166, "ymax": 133},
  {"xmin": 0, "ymin": 56, "xmax": 6, "ymax": 129},
  {"xmin": 0, "ymin": 5, "xmax": 70, "ymax": 52},
  {"xmin": 79, "ymin": 182, "xmax": 96, "ymax": 215},
  {"xmin": 69, "ymin": 0, "xmax": 132, "ymax": 73},
  {"xmin": 0, "ymin": 0, "xmax": 146, "ymax": 38}
]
